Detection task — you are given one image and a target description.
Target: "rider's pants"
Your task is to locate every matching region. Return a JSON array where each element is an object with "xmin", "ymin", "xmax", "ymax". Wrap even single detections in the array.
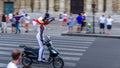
[{"xmin": 36, "ymin": 33, "xmax": 44, "ymax": 61}]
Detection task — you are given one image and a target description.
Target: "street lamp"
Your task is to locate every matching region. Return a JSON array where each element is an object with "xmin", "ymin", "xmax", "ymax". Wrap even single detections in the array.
[
  {"xmin": 92, "ymin": 3, "xmax": 96, "ymax": 34},
  {"xmin": 46, "ymin": 0, "xmax": 49, "ymax": 12}
]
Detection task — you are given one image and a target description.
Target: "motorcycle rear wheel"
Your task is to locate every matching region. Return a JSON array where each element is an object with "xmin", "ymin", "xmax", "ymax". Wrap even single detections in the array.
[
  {"xmin": 22, "ymin": 56, "xmax": 32, "ymax": 66},
  {"xmin": 53, "ymin": 56, "xmax": 64, "ymax": 68}
]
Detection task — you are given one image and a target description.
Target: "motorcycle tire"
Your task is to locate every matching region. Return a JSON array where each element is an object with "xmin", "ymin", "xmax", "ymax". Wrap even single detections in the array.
[
  {"xmin": 22, "ymin": 56, "xmax": 32, "ymax": 66},
  {"xmin": 53, "ymin": 56, "xmax": 64, "ymax": 68}
]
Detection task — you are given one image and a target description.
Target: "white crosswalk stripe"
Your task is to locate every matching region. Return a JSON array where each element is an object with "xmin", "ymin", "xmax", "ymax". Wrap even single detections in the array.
[{"xmin": 0, "ymin": 33, "xmax": 96, "ymax": 68}]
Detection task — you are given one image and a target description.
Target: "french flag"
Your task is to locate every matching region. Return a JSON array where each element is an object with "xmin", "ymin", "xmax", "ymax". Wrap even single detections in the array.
[{"xmin": 32, "ymin": 19, "xmax": 44, "ymax": 26}]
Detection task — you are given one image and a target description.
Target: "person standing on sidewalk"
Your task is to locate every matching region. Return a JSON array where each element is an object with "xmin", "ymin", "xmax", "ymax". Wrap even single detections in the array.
[
  {"xmin": 1, "ymin": 12, "xmax": 7, "ymax": 33},
  {"xmin": 62, "ymin": 11, "xmax": 68, "ymax": 26},
  {"xmin": 67, "ymin": 13, "xmax": 74, "ymax": 33},
  {"xmin": 106, "ymin": 15, "xmax": 113, "ymax": 35},
  {"xmin": 81, "ymin": 12, "xmax": 87, "ymax": 33},
  {"xmin": 24, "ymin": 14, "xmax": 30, "ymax": 33},
  {"xmin": 76, "ymin": 13, "xmax": 83, "ymax": 33},
  {"xmin": 98, "ymin": 15, "xmax": 106, "ymax": 34},
  {"xmin": 58, "ymin": 14, "xmax": 63, "ymax": 25},
  {"xmin": 8, "ymin": 11, "xmax": 15, "ymax": 32}
]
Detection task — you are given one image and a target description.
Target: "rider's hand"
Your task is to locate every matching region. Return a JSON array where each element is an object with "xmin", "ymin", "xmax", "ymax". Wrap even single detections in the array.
[{"xmin": 41, "ymin": 40, "xmax": 44, "ymax": 43}]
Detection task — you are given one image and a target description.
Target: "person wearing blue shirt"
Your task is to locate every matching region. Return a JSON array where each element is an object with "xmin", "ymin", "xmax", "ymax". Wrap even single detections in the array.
[
  {"xmin": 14, "ymin": 12, "xmax": 23, "ymax": 34},
  {"xmin": 58, "ymin": 14, "xmax": 63, "ymax": 25},
  {"xmin": 67, "ymin": 13, "xmax": 74, "ymax": 33},
  {"xmin": 76, "ymin": 13, "xmax": 82, "ymax": 33}
]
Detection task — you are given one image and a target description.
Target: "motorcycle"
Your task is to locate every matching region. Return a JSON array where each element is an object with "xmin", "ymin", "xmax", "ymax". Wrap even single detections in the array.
[{"xmin": 19, "ymin": 36, "xmax": 64, "ymax": 68}]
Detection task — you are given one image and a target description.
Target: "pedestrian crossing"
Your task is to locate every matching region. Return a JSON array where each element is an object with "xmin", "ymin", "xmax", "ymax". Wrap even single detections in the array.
[{"xmin": 0, "ymin": 33, "xmax": 96, "ymax": 68}]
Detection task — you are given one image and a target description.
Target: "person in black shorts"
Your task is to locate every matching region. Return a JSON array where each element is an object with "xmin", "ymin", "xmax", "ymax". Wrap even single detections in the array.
[{"xmin": 98, "ymin": 15, "xmax": 106, "ymax": 34}]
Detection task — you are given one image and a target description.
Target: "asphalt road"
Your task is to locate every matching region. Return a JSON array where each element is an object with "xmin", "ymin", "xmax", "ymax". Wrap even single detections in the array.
[
  {"xmin": 76, "ymin": 37, "xmax": 120, "ymax": 68},
  {"xmin": 0, "ymin": 33, "xmax": 120, "ymax": 68},
  {"xmin": 0, "ymin": 33, "xmax": 95, "ymax": 68}
]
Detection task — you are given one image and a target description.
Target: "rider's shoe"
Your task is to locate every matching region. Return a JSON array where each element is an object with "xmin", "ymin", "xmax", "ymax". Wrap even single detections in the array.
[{"xmin": 38, "ymin": 59, "xmax": 46, "ymax": 62}]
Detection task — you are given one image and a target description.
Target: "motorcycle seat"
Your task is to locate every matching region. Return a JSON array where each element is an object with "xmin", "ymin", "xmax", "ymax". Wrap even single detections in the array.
[{"xmin": 25, "ymin": 47, "xmax": 39, "ymax": 53}]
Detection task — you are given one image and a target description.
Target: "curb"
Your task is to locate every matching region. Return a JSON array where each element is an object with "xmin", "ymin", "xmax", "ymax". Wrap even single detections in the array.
[{"xmin": 61, "ymin": 33, "xmax": 120, "ymax": 39}]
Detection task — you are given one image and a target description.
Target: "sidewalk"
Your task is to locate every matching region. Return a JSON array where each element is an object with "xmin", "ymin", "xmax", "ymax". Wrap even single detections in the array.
[
  {"xmin": 30, "ymin": 20, "xmax": 120, "ymax": 39},
  {"xmin": 43, "ymin": 20, "xmax": 120, "ymax": 39},
  {"xmin": 5, "ymin": 20, "xmax": 120, "ymax": 39},
  {"xmin": 61, "ymin": 23, "xmax": 120, "ymax": 39}
]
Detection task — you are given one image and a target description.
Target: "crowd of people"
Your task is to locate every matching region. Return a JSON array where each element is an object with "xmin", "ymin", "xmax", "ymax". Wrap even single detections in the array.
[
  {"xmin": 58, "ymin": 11, "xmax": 113, "ymax": 35},
  {"xmin": 58, "ymin": 11, "xmax": 87, "ymax": 33},
  {"xmin": 0, "ymin": 11, "xmax": 31, "ymax": 34},
  {"xmin": 98, "ymin": 15, "xmax": 113, "ymax": 35},
  {"xmin": 0, "ymin": 11, "xmax": 114, "ymax": 35}
]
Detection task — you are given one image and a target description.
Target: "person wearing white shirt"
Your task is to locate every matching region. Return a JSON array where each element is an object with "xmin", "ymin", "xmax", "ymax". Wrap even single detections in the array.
[
  {"xmin": 62, "ymin": 11, "xmax": 68, "ymax": 26},
  {"xmin": 8, "ymin": 12, "xmax": 13, "ymax": 21},
  {"xmin": 24, "ymin": 14, "xmax": 30, "ymax": 33},
  {"xmin": 106, "ymin": 16, "xmax": 113, "ymax": 35},
  {"xmin": 7, "ymin": 49, "xmax": 21, "ymax": 68},
  {"xmin": 98, "ymin": 15, "xmax": 106, "ymax": 34}
]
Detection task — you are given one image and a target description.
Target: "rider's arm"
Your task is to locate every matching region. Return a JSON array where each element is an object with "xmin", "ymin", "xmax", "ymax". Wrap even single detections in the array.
[{"xmin": 44, "ymin": 17, "xmax": 54, "ymax": 25}]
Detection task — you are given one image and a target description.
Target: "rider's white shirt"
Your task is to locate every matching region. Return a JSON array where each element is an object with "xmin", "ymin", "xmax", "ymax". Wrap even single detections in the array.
[{"xmin": 7, "ymin": 62, "xmax": 18, "ymax": 68}]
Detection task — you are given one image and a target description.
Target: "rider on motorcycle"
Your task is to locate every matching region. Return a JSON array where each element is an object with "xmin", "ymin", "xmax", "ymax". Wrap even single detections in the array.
[{"xmin": 36, "ymin": 16, "xmax": 54, "ymax": 62}]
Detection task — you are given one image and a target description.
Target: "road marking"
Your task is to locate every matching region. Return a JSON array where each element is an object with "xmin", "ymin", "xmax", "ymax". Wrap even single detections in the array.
[
  {"xmin": 0, "ymin": 58, "xmax": 77, "ymax": 67},
  {"xmin": 0, "ymin": 34, "xmax": 95, "ymax": 67},
  {"xmin": 0, "ymin": 51, "xmax": 11, "ymax": 55},
  {"xmin": 62, "ymin": 56, "xmax": 80, "ymax": 61},
  {"xmin": 65, "ymin": 62, "xmax": 76, "ymax": 67},
  {"xmin": 56, "ymin": 47, "xmax": 86, "ymax": 52},
  {"xmin": 54, "ymin": 45, "xmax": 89, "ymax": 49},
  {"xmin": 0, "ymin": 63, "xmax": 7, "ymax": 68},
  {"xmin": 53, "ymin": 41, "xmax": 93, "ymax": 44},
  {"xmin": 0, "ymin": 52, "xmax": 80, "ymax": 61},
  {"xmin": 0, "ymin": 47, "xmax": 16, "ymax": 50},
  {"xmin": 0, "ymin": 43, "xmax": 19, "ymax": 47}
]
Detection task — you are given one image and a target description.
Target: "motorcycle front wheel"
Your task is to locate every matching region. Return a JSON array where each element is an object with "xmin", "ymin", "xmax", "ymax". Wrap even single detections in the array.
[
  {"xmin": 21, "ymin": 56, "xmax": 32, "ymax": 66},
  {"xmin": 53, "ymin": 56, "xmax": 64, "ymax": 68}
]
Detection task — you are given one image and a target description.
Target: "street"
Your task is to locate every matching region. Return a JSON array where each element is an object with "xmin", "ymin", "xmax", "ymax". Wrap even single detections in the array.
[
  {"xmin": 77, "ymin": 37, "xmax": 120, "ymax": 68},
  {"xmin": 0, "ymin": 33, "xmax": 95, "ymax": 68},
  {"xmin": 0, "ymin": 33, "xmax": 120, "ymax": 68},
  {"xmin": 1, "ymin": 0, "xmax": 120, "ymax": 68}
]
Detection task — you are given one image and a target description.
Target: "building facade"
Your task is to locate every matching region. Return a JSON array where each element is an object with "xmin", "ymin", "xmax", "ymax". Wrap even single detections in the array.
[{"xmin": 0, "ymin": 0, "xmax": 120, "ymax": 15}]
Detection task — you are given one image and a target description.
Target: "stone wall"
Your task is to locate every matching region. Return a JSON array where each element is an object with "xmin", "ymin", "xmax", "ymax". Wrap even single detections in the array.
[{"xmin": 0, "ymin": 0, "xmax": 120, "ymax": 15}]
